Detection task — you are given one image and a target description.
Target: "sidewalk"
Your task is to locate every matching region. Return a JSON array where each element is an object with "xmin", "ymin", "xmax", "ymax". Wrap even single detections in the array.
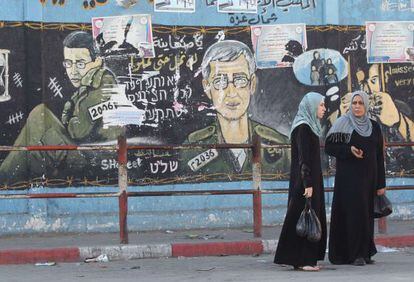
[{"xmin": 0, "ymin": 219, "xmax": 413, "ymax": 264}]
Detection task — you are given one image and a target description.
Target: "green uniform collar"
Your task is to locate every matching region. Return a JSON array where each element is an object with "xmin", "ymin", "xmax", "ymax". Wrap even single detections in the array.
[
  {"xmin": 80, "ymin": 66, "xmax": 106, "ymax": 89},
  {"xmin": 187, "ymin": 119, "xmax": 289, "ymax": 144}
]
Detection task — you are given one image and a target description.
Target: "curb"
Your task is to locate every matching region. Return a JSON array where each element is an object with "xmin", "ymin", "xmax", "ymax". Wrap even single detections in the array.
[
  {"xmin": 375, "ymin": 235, "xmax": 414, "ymax": 248},
  {"xmin": 1, "ymin": 235, "xmax": 413, "ymax": 265},
  {"xmin": 172, "ymin": 241, "xmax": 263, "ymax": 257},
  {"xmin": 0, "ymin": 247, "xmax": 79, "ymax": 265}
]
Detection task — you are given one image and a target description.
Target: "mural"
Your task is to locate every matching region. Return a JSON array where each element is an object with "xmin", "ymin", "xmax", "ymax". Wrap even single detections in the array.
[
  {"xmin": 0, "ymin": 19, "xmax": 413, "ymax": 189},
  {"xmin": 180, "ymin": 40, "xmax": 290, "ymax": 175},
  {"xmin": 340, "ymin": 31, "xmax": 414, "ymax": 173}
]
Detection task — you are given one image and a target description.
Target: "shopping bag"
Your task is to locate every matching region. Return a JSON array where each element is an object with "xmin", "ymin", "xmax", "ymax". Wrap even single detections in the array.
[
  {"xmin": 296, "ymin": 201, "xmax": 309, "ymax": 238},
  {"xmin": 374, "ymin": 194, "xmax": 392, "ymax": 218},
  {"xmin": 295, "ymin": 198, "xmax": 322, "ymax": 242},
  {"xmin": 307, "ymin": 206, "xmax": 322, "ymax": 242}
]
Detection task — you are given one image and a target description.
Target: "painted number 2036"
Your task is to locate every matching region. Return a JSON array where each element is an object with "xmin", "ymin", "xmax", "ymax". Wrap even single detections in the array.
[
  {"xmin": 88, "ymin": 101, "xmax": 118, "ymax": 121},
  {"xmin": 188, "ymin": 149, "xmax": 218, "ymax": 172}
]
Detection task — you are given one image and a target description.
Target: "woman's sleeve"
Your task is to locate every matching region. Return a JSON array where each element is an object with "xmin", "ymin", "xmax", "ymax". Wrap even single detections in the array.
[
  {"xmin": 376, "ymin": 124, "xmax": 386, "ymax": 189},
  {"xmin": 324, "ymin": 136, "xmax": 353, "ymax": 160},
  {"xmin": 296, "ymin": 126, "xmax": 313, "ymax": 188}
]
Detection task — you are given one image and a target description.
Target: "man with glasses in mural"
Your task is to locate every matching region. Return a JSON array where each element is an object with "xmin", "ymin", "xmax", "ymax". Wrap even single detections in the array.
[
  {"xmin": 182, "ymin": 40, "xmax": 290, "ymax": 175},
  {"xmin": 0, "ymin": 31, "xmax": 121, "ymax": 183}
]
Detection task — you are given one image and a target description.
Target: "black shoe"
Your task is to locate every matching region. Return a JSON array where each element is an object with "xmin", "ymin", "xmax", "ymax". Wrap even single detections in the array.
[
  {"xmin": 352, "ymin": 258, "xmax": 366, "ymax": 266},
  {"xmin": 364, "ymin": 258, "xmax": 375, "ymax": 264}
]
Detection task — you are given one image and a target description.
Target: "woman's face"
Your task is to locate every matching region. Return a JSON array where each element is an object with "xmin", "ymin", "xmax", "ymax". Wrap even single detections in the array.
[
  {"xmin": 317, "ymin": 100, "xmax": 326, "ymax": 119},
  {"xmin": 351, "ymin": 95, "xmax": 366, "ymax": 117}
]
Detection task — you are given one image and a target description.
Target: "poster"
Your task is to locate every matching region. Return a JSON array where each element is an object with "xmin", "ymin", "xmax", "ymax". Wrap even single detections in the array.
[
  {"xmin": 92, "ymin": 14, "xmax": 155, "ymax": 58},
  {"xmin": 381, "ymin": 0, "xmax": 414, "ymax": 11},
  {"xmin": 366, "ymin": 21, "xmax": 414, "ymax": 63},
  {"xmin": 251, "ymin": 23, "xmax": 307, "ymax": 68},
  {"xmin": 217, "ymin": 0, "xmax": 257, "ymax": 14},
  {"xmin": 154, "ymin": 0, "xmax": 196, "ymax": 13}
]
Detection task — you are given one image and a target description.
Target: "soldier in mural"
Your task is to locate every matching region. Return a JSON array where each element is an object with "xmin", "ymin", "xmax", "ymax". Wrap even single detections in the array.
[
  {"xmin": 0, "ymin": 31, "xmax": 121, "ymax": 183},
  {"xmin": 181, "ymin": 40, "xmax": 290, "ymax": 175}
]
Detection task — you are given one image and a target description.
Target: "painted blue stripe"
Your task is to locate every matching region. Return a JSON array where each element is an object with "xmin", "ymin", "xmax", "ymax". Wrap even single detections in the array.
[
  {"xmin": 1, "ymin": 178, "xmax": 413, "ymax": 234},
  {"xmin": 24, "ymin": 0, "xmax": 43, "ymax": 22},
  {"xmin": 0, "ymin": 0, "xmax": 24, "ymax": 21},
  {"xmin": 2, "ymin": 1, "xmax": 413, "ymax": 25},
  {"xmin": 325, "ymin": 0, "xmax": 339, "ymax": 25},
  {"xmin": 16, "ymin": 1, "xmax": 325, "ymax": 25},
  {"xmin": 338, "ymin": 0, "xmax": 414, "ymax": 25}
]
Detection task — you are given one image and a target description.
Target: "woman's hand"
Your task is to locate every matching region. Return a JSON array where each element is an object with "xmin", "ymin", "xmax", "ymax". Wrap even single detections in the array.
[
  {"xmin": 377, "ymin": 188, "xmax": 386, "ymax": 196},
  {"xmin": 303, "ymin": 187, "xmax": 313, "ymax": 198},
  {"xmin": 351, "ymin": 146, "xmax": 364, "ymax": 159}
]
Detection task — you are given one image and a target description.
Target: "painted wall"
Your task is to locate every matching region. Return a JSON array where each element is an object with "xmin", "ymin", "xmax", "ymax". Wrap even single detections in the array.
[{"xmin": 0, "ymin": 0, "xmax": 413, "ymax": 234}]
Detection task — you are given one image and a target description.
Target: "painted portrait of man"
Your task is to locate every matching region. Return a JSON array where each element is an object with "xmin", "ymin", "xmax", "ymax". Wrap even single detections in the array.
[
  {"xmin": 181, "ymin": 40, "xmax": 290, "ymax": 175},
  {"xmin": 0, "ymin": 31, "xmax": 121, "ymax": 183}
]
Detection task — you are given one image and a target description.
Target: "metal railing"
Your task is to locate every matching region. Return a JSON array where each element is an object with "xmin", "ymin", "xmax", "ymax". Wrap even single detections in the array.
[{"xmin": 0, "ymin": 137, "xmax": 414, "ymax": 243}]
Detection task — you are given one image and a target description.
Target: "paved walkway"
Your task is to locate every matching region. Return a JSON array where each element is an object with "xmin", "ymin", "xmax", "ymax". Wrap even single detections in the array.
[{"xmin": 0, "ymin": 219, "xmax": 413, "ymax": 264}]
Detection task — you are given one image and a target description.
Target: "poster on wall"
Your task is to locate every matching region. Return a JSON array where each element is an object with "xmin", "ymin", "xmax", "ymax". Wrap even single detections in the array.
[
  {"xmin": 92, "ymin": 14, "xmax": 155, "ymax": 58},
  {"xmin": 381, "ymin": 0, "xmax": 414, "ymax": 11},
  {"xmin": 217, "ymin": 0, "xmax": 257, "ymax": 14},
  {"xmin": 366, "ymin": 21, "xmax": 414, "ymax": 63},
  {"xmin": 251, "ymin": 23, "xmax": 307, "ymax": 68},
  {"xmin": 154, "ymin": 0, "xmax": 196, "ymax": 13},
  {"xmin": 0, "ymin": 49, "xmax": 10, "ymax": 102}
]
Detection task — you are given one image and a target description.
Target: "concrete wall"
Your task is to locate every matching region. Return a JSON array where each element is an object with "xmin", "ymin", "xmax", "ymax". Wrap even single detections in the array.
[{"xmin": 0, "ymin": 0, "xmax": 413, "ymax": 234}]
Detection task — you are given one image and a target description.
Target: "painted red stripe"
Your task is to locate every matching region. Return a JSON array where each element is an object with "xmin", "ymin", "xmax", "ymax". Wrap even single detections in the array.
[
  {"xmin": 0, "ymin": 248, "xmax": 80, "ymax": 265},
  {"xmin": 28, "ymin": 193, "xmax": 77, "ymax": 198},
  {"xmin": 172, "ymin": 241, "xmax": 263, "ymax": 257},
  {"xmin": 375, "ymin": 235, "xmax": 414, "ymax": 248}
]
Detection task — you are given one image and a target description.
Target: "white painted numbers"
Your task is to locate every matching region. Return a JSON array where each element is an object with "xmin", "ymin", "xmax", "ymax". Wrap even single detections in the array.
[
  {"xmin": 88, "ymin": 100, "xmax": 118, "ymax": 121},
  {"xmin": 188, "ymin": 149, "xmax": 218, "ymax": 172}
]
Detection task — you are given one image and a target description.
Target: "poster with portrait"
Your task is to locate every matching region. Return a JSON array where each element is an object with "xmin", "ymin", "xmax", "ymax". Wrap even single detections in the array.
[
  {"xmin": 154, "ymin": 0, "xmax": 196, "ymax": 13},
  {"xmin": 92, "ymin": 14, "xmax": 155, "ymax": 58},
  {"xmin": 251, "ymin": 23, "xmax": 307, "ymax": 68},
  {"xmin": 366, "ymin": 21, "xmax": 414, "ymax": 63}
]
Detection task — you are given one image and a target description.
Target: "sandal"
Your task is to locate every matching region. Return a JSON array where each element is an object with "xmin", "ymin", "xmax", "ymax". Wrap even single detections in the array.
[{"xmin": 295, "ymin": 265, "xmax": 320, "ymax": 271}]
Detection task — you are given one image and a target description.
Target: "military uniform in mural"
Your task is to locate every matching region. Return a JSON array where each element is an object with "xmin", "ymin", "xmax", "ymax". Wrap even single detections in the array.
[
  {"xmin": 181, "ymin": 120, "xmax": 290, "ymax": 175},
  {"xmin": 0, "ymin": 66, "xmax": 122, "ymax": 182}
]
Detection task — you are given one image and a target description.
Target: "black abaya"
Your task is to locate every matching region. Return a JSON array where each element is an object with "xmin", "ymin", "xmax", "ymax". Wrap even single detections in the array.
[
  {"xmin": 274, "ymin": 124, "xmax": 327, "ymax": 267},
  {"xmin": 326, "ymin": 120, "xmax": 386, "ymax": 264}
]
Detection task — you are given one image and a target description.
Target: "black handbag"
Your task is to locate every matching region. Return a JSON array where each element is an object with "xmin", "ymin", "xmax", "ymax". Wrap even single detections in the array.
[
  {"xmin": 296, "ymin": 198, "xmax": 322, "ymax": 242},
  {"xmin": 374, "ymin": 194, "xmax": 392, "ymax": 218}
]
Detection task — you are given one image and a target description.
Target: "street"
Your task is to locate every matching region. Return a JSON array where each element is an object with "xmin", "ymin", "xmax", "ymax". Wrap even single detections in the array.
[{"xmin": 1, "ymin": 247, "xmax": 413, "ymax": 282}]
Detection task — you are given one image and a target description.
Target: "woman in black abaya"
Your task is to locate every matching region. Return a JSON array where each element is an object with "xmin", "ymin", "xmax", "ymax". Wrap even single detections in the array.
[
  {"xmin": 274, "ymin": 92, "xmax": 327, "ymax": 271},
  {"xmin": 325, "ymin": 91, "xmax": 386, "ymax": 266}
]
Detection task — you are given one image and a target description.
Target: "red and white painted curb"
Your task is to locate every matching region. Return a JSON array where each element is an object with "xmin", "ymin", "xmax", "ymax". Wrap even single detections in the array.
[{"xmin": 0, "ymin": 236, "xmax": 413, "ymax": 265}]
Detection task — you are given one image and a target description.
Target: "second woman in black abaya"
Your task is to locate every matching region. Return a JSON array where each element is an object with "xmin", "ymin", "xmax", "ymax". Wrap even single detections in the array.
[
  {"xmin": 325, "ymin": 91, "xmax": 386, "ymax": 266},
  {"xmin": 274, "ymin": 92, "xmax": 327, "ymax": 271}
]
